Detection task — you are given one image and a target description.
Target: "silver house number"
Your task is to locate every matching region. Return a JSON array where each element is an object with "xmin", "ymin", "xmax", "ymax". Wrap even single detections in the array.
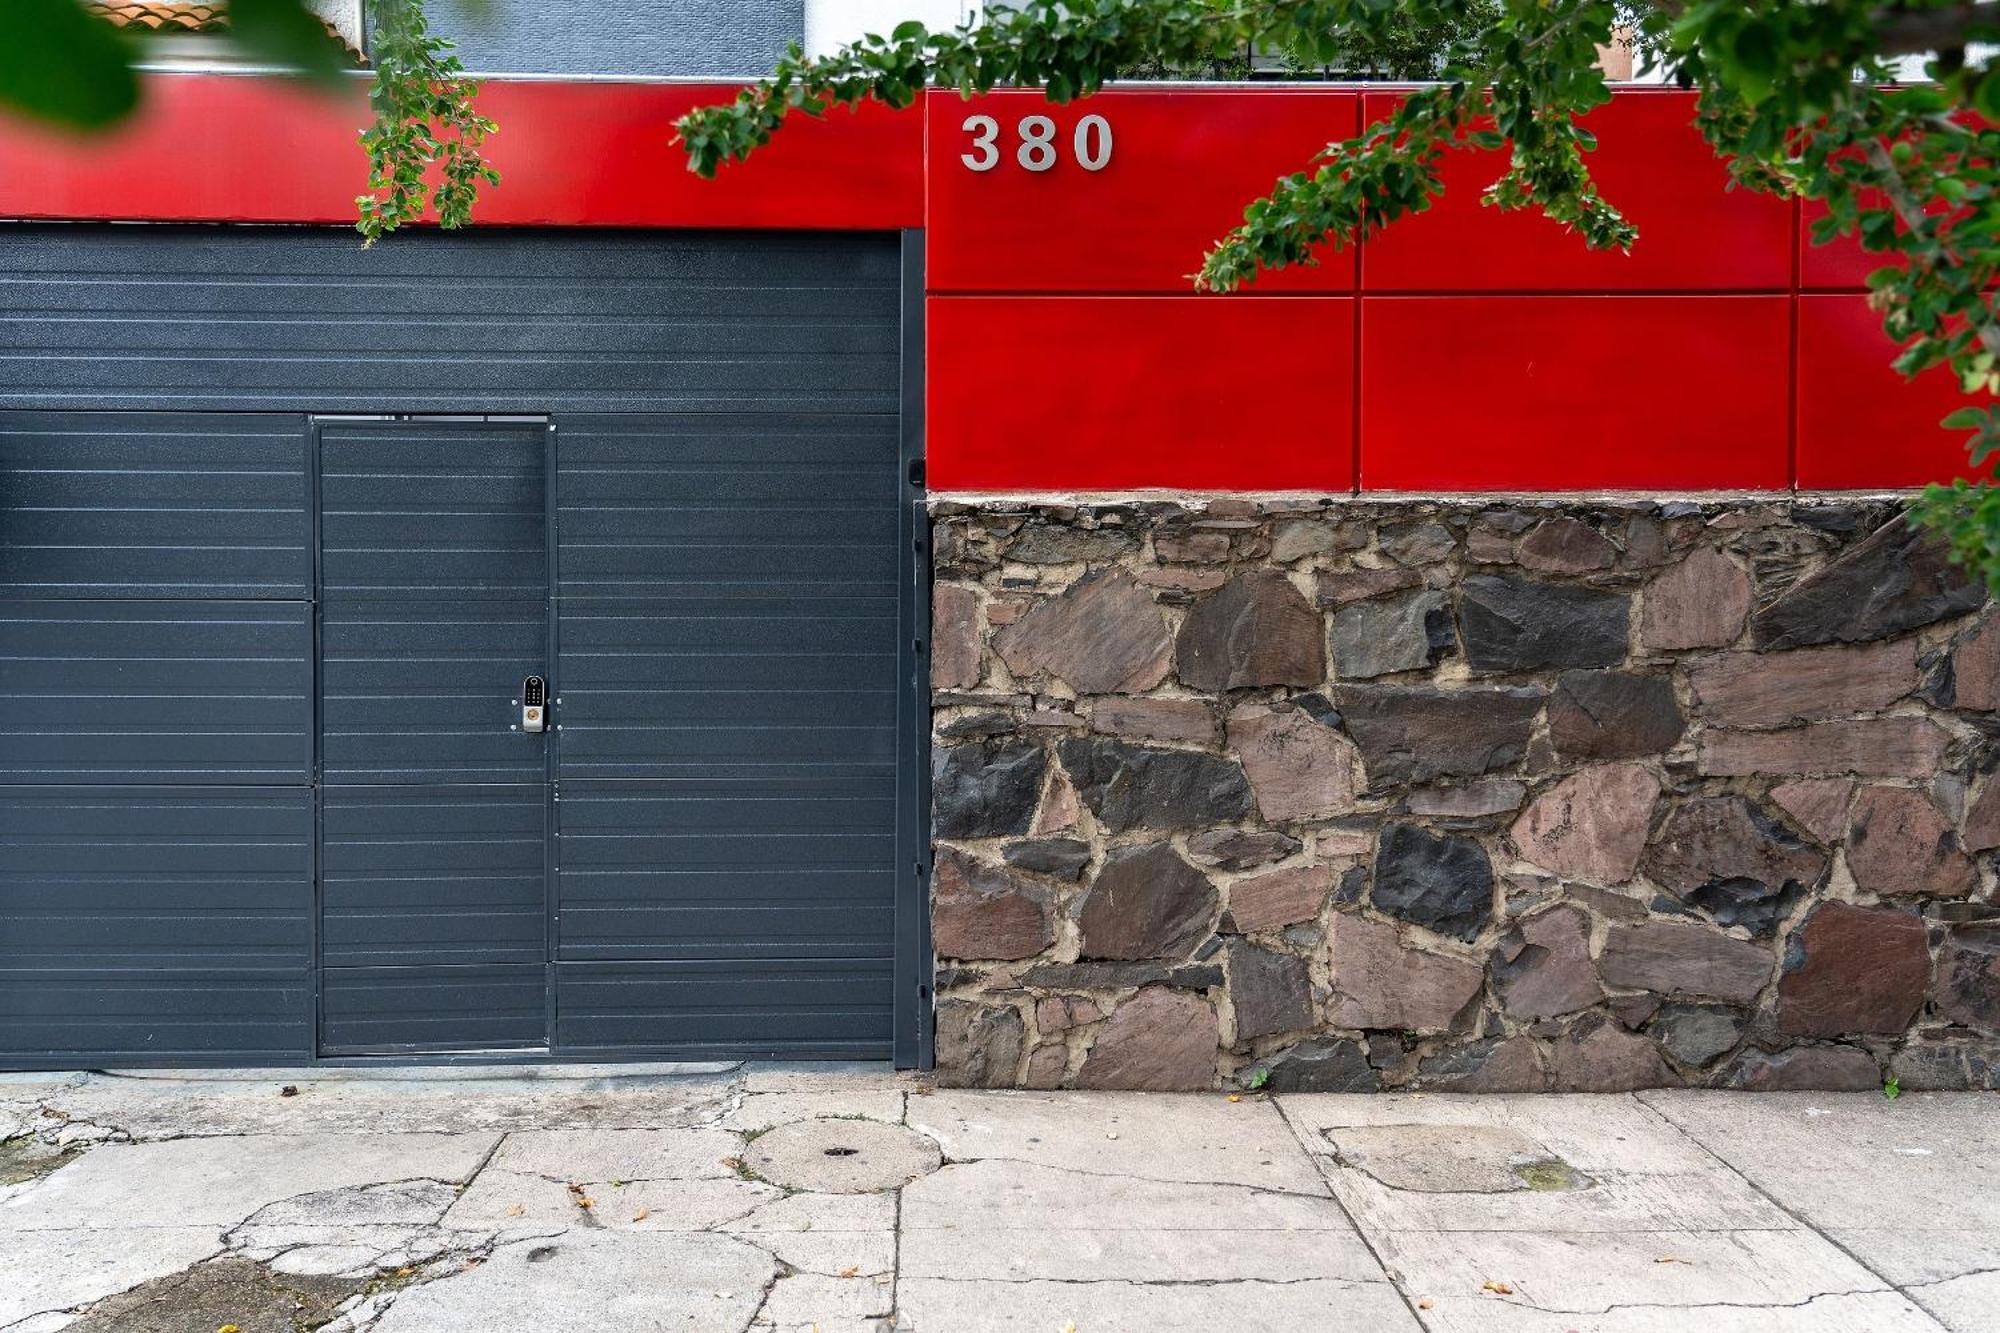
[{"xmin": 960, "ymin": 113, "xmax": 1113, "ymax": 172}]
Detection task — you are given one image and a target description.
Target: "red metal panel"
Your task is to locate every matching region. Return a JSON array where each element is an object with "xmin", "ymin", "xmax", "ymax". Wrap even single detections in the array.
[
  {"xmin": 926, "ymin": 296, "xmax": 1355, "ymax": 490},
  {"xmin": 1360, "ymin": 296, "xmax": 1792, "ymax": 490},
  {"xmin": 1796, "ymin": 294, "xmax": 1986, "ymax": 488},
  {"xmin": 0, "ymin": 74, "xmax": 922, "ymax": 228},
  {"xmin": 1359, "ymin": 90, "xmax": 1793, "ymax": 292},
  {"xmin": 925, "ymin": 88, "xmax": 1359, "ymax": 293},
  {"xmin": 1798, "ymin": 203, "xmax": 1877, "ymax": 290}
]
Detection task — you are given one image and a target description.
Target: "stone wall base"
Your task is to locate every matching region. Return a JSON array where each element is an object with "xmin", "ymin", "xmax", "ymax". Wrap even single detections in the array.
[{"xmin": 928, "ymin": 495, "xmax": 2000, "ymax": 1092}]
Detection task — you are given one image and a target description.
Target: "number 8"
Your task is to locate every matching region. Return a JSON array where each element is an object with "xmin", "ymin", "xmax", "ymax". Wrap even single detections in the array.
[{"xmin": 1017, "ymin": 116, "xmax": 1057, "ymax": 172}]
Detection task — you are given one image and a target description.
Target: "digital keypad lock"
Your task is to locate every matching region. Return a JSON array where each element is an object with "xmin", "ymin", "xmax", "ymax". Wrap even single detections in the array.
[{"xmin": 521, "ymin": 675, "xmax": 547, "ymax": 734}]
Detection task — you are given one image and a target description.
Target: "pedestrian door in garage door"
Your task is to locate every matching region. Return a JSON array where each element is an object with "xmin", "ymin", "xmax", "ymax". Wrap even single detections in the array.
[{"xmin": 314, "ymin": 417, "xmax": 556, "ymax": 1054}]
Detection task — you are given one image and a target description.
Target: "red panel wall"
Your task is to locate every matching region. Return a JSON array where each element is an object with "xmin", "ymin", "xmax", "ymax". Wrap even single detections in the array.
[
  {"xmin": 1359, "ymin": 91, "xmax": 1793, "ymax": 292},
  {"xmin": 0, "ymin": 75, "xmax": 1982, "ymax": 492},
  {"xmin": 0, "ymin": 75, "xmax": 922, "ymax": 229},
  {"xmin": 1360, "ymin": 296, "xmax": 1792, "ymax": 491},
  {"xmin": 927, "ymin": 297, "xmax": 1354, "ymax": 491},
  {"xmin": 927, "ymin": 89, "xmax": 1358, "ymax": 292},
  {"xmin": 1796, "ymin": 295, "xmax": 1986, "ymax": 488}
]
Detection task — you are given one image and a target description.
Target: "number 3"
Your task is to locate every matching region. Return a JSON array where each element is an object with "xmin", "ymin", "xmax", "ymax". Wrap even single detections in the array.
[{"xmin": 960, "ymin": 115, "xmax": 1000, "ymax": 172}]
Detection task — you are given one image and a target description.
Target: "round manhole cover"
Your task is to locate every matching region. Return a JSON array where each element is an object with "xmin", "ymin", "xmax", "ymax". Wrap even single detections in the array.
[{"xmin": 742, "ymin": 1118, "xmax": 942, "ymax": 1193}]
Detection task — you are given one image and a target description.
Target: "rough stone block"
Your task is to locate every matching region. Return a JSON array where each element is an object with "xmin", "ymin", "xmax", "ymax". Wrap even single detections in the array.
[
  {"xmin": 1598, "ymin": 921, "xmax": 1772, "ymax": 1005},
  {"xmin": 1459, "ymin": 575, "xmax": 1630, "ymax": 673},
  {"xmin": 1075, "ymin": 987, "xmax": 1218, "ymax": 1090},
  {"xmin": 1076, "ymin": 842, "xmax": 1218, "ymax": 962},
  {"xmin": 1778, "ymin": 902, "xmax": 1929, "ymax": 1037},
  {"xmin": 932, "ymin": 849, "xmax": 1056, "ymax": 961},
  {"xmin": 1227, "ymin": 703, "xmax": 1360, "ymax": 823},
  {"xmin": 1325, "ymin": 913, "xmax": 1483, "ymax": 1032},
  {"xmin": 1175, "ymin": 570, "xmax": 1326, "ymax": 691},
  {"xmin": 993, "ymin": 569, "xmax": 1172, "ymax": 696},
  {"xmin": 1371, "ymin": 824, "xmax": 1494, "ymax": 942}
]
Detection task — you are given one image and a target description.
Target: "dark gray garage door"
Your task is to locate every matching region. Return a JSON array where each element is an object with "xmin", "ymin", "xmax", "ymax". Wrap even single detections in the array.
[{"xmin": 0, "ymin": 226, "xmax": 920, "ymax": 1067}]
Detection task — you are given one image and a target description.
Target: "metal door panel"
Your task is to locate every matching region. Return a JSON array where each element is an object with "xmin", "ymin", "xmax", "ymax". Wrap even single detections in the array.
[
  {"xmin": 0, "ymin": 228, "xmax": 900, "ymax": 415},
  {"xmin": 319, "ymin": 599, "xmax": 548, "ymax": 785},
  {"xmin": 319, "ymin": 786, "xmax": 548, "ymax": 969},
  {"xmin": 553, "ymin": 959, "xmax": 895, "ymax": 1058},
  {"xmin": 0, "ymin": 599, "xmax": 312, "ymax": 784},
  {"xmin": 319, "ymin": 964, "xmax": 547, "ymax": 1054},
  {"xmin": 553, "ymin": 412, "xmax": 902, "ymax": 1057},
  {"xmin": 0, "ymin": 411, "xmax": 308, "ymax": 599},
  {"xmin": 0, "ymin": 786, "xmax": 312, "ymax": 1063}
]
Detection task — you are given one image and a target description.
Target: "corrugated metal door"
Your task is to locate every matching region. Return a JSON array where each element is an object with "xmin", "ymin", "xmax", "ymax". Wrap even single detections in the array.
[
  {"xmin": 0, "ymin": 413, "xmax": 316, "ymax": 1062},
  {"xmin": 553, "ymin": 415, "xmax": 903, "ymax": 1057},
  {"xmin": 0, "ymin": 226, "xmax": 913, "ymax": 1068}
]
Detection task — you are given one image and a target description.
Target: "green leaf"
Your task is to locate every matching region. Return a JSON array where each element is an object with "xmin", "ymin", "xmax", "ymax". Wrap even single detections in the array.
[
  {"xmin": 1944, "ymin": 407, "xmax": 1988, "ymax": 431},
  {"xmin": 890, "ymin": 20, "xmax": 927, "ymax": 43},
  {"xmin": 229, "ymin": 0, "xmax": 354, "ymax": 87},
  {"xmin": 1977, "ymin": 70, "xmax": 2000, "ymax": 124},
  {"xmin": 0, "ymin": 0, "xmax": 140, "ymax": 130}
]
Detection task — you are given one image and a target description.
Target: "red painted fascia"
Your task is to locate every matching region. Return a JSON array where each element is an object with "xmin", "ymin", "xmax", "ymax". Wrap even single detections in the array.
[{"xmin": 0, "ymin": 74, "xmax": 923, "ymax": 229}]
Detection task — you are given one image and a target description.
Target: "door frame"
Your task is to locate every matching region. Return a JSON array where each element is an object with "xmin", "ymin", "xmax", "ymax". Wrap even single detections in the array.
[{"xmin": 308, "ymin": 413, "xmax": 559, "ymax": 1059}]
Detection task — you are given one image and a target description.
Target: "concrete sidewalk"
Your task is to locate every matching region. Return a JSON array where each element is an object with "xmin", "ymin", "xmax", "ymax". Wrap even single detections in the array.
[{"xmin": 1, "ymin": 1067, "xmax": 1994, "ymax": 1332}]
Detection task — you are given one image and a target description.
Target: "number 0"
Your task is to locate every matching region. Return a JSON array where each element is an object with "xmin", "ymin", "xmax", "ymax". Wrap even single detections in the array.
[{"xmin": 1073, "ymin": 114, "xmax": 1113, "ymax": 171}]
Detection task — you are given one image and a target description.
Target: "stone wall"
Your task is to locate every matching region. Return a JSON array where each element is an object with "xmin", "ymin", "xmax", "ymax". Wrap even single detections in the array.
[{"xmin": 927, "ymin": 496, "xmax": 2000, "ymax": 1092}]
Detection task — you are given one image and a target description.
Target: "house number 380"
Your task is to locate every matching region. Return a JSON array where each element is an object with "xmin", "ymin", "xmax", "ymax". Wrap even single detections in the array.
[{"xmin": 960, "ymin": 114, "xmax": 1113, "ymax": 173}]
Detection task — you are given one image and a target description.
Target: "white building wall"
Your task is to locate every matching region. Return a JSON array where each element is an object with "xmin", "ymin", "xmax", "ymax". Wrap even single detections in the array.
[{"xmin": 805, "ymin": 0, "xmax": 978, "ymax": 59}]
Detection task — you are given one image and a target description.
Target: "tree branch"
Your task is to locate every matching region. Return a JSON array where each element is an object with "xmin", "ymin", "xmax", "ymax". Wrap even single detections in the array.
[{"xmin": 1860, "ymin": 136, "xmax": 2000, "ymax": 358}]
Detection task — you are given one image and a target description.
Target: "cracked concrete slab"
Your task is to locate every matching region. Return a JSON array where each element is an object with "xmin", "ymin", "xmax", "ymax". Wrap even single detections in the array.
[
  {"xmin": 5, "ymin": 1071, "xmax": 1994, "ymax": 1333},
  {"xmin": 896, "ymin": 1277, "xmax": 1424, "ymax": 1332},
  {"xmin": 721, "ymin": 1090, "xmax": 907, "ymax": 1133},
  {"xmin": 0, "ymin": 1134, "xmax": 497, "ymax": 1231},
  {"xmin": 1637, "ymin": 1089, "xmax": 2000, "ymax": 1332},
  {"xmin": 1327, "ymin": 1124, "xmax": 1585, "ymax": 1194},
  {"xmin": 368, "ymin": 1231, "xmax": 778, "ymax": 1333},
  {"xmin": 28, "ymin": 1069, "xmax": 739, "ymax": 1141},
  {"xmin": 1374, "ymin": 1227, "xmax": 1906, "ymax": 1317},
  {"xmin": 55, "ymin": 1255, "xmax": 368, "ymax": 1333},
  {"xmin": 1637, "ymin": 1091, "xmax": 2000, "ymax": 1269},
  {"xmin": 756, "ymin": 1271, "xmax": 895, "ymax": 1332},
  {"xmin": 720, "ymin": 1190, "xmax": 897, "ymax": 1277},
  {"xmin": 488, "ymin": 1128, "xmax": 742, "ymax": 1183},
  {"xmin": 1283, "ymin": 1094, "xmax": 1794, "ymax": 1234},
  {"xmin": 0, "ymin": 1226, "xmax": 222, "ymax": 1327},
  {"xmin": 909, "ymin": 1090, "xmax": 1328, "ymax": 1193},
  {"xmin": 1406, "ymin": 1289, "xmax": 1944, "ymax": 1331},
  {"xmin": 1906, "ymin": 1267, "xmax": 2000, "ymax": 1333},
  {"xmin": 900, "ymin": 1158, "xmax": 1381, "ymax": 1284}
]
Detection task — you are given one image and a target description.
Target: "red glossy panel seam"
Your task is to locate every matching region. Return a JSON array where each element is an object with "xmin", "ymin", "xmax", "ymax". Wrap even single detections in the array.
[
  {"xmin": 1360, "ymin": 295, "xmax": 1792, "ymax": 491},
  {"xmin": 926, "ymin": 296, "xmax": 1355, "ymax": 491}
]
